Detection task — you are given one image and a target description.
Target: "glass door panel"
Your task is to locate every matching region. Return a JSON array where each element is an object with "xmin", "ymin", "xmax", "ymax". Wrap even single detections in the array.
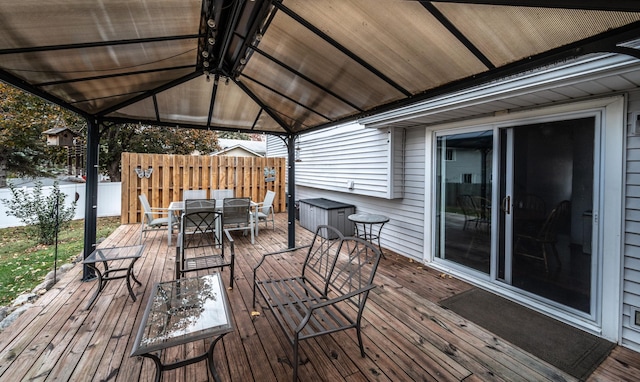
[
  {"xmin": 500, "ymin": 118, "xmax": 595, "ymax": 313},
  {"xmin": 435, "ymin": 130, "xmax": 493, "ymax": 274}
]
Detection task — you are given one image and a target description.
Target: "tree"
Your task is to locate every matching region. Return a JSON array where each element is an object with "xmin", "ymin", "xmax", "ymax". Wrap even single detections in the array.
[
  {"xmin": 1, "ymin": 181, "xmax": 77, "ymax": 245},
  {"xmin": 100, "ymin": 124, "xmax": 219, "ymax": 181},
  {"xmin": 0, "ymin": 82, "xmax": 83, "ymax": 187},
  {"xmin": 1, "ymin": 82, "xmax": 220, "ymax": 184}
]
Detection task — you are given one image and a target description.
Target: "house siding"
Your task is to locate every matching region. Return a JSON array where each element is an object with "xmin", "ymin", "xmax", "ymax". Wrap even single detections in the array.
[
  {"xmin": 268, "ymin": 127, "xmax": 426, "ymax": 260},
  {"xmin": 624, "ymin": 90, "xmax": 640, "ymax": 351}
]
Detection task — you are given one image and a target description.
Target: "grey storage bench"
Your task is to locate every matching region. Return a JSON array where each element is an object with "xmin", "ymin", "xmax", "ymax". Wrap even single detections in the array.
[{"xmin": 252, "ymin": 225, "xmax": 382, "ymax": 381}]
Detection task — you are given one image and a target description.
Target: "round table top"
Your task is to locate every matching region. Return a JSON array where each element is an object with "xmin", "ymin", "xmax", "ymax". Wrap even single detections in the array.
[{"xmin": 348, "ymin": 213, "xmax": 390, "ymax": 224}]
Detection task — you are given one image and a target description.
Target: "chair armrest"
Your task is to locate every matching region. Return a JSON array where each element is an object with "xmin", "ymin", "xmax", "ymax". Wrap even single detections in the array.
[
  {"xmin": 147, "ymin": 208, "xmax": 171, "ymax": 217},
  {"xmin": 224, "ymin": 228, "xmax": 235, "ymax": 257},
  {"xmin": 253, "ymin": 245, "xmax": 311, "ymax": 274},
  {"xmin": 296, "ymin": 284, "xmax": 377, "ymax": 333}
]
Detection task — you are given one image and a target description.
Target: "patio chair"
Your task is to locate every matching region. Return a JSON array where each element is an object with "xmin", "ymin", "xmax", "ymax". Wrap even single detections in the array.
[
  {"xmin": 176, "ymin": 207, "xmax": 235, "ymax": 288},
  {"xmin": 223, "ymin": 197, "xmax": 254, "ymax": 244},
  {"xmin": 254, "ymin": 190, "xmax": 276, "ymax": 230},
  {"xmin": 212, "ymin": 189, "xmax": 234, "ymax": 200},
  {"xmin": 253, "ymin": 226, "xmax": 382, "ymax": 381},
  {"xmin": 514, "ymin": 200, "xmax": 570, "ymax": 273},
  {"xmin": 457, "ymin": 194, "xmax": 478, "ymax": 231},
  {"xmin": 184, "ymin": 199, "xmax": 218, "ymax": 234},
  {"xmin": 138, "ymin": 194, "xmax": 176, "ymax": 243},
  {"xmin": 183, "ymin": 189, "xmax": 207, "ymax": 200}
]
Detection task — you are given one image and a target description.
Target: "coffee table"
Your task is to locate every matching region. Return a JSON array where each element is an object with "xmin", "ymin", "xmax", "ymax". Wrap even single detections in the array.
[
  {"xmin": 82, "ymin": 244, "xmax": 144, "ymax": 309},
  {"xmin": 131, "ymin": 273, "xmax": 234, "ymax": 382}
]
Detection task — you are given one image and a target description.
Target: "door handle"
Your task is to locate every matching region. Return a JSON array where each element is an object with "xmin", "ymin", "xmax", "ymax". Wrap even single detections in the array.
[{"xmin": 502, "ymin": 196, "xmax": 511, "ymax": 214}]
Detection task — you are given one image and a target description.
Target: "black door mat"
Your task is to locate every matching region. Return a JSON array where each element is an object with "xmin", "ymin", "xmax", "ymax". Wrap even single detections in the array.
[{"xmin": 440, "ymin": 288, "xmax": 614, "ymax": 381}]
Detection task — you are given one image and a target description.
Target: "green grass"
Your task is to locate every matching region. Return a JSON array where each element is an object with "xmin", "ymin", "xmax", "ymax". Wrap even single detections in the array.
[{"xmin": 0, "ymin": 216, "xmax": 122, "ymax": 306}]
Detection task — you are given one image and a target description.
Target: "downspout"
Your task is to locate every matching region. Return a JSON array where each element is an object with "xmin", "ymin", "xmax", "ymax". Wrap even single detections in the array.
[
  {"xmin": 287, "ymin": 133, "xmax": 296, "ymax": 248},
  {"xmin": 81, "ymin": 117, "xmax": 100, "ymax": 281}
]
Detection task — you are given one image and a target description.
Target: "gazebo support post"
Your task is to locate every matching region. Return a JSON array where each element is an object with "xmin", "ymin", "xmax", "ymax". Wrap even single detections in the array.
[
  {"xmin": 287, "ymin": 134, "xmax": 297, "ymax": 249},
  {"xmin": 82, "ymin": 118, "xmax": 100, "ymax": 281}
]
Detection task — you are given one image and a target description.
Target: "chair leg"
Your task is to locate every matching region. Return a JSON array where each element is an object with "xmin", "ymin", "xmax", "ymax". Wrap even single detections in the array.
[
  {"xmin": 541, "ymin": 244, "xmax": 550, "ymax": 273},
  {"xmin": 293, "ymin": 338, "xmax": 299, "ymax": 382},
  {"xmin": 356, "ymin": 325, "xmax": 365, "ymax": 357}
]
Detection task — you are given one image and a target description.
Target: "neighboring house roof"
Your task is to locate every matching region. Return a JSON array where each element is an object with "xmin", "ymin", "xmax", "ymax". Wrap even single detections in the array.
[
  {"xmin": 212, "ymin": 145, "xmax": 264, "ymax": 157},
  {"xmin": 216, "ymin": 139, "xmax": 266, "ymax": 157}
]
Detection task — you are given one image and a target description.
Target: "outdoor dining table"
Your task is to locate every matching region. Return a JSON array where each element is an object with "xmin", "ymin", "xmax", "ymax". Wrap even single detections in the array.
[
  {"xmin": 167, "ymin": 200, "xmax": 260, "ymax": 245},
  {"xmin": 130, "ymin": 273, "xmax": 233, "ymax": 382}
]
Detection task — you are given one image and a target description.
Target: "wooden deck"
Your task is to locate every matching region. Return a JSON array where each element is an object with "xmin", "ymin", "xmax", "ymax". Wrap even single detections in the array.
[{"xmin": 1, "ymin": 213, "xmax": 639, "ymax": 381}]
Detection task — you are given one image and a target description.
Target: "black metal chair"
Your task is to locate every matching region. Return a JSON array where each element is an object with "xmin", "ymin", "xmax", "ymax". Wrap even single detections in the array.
[
  {"xmin": 176, "ymin": 200, "xmax": 235, "ymax": 288},
  {"xmin": 514, "ymin": 200, "xmax": 570, "ymax": 273},
  {"xmin": 253, "ymin": 225, "xmax": 382, "ymax": 381},
  {"xmin": 223, "ymin": 197, "xmax": 254, "ymax": 244}
]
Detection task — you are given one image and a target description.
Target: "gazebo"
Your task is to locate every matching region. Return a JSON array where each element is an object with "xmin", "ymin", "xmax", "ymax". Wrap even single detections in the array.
[{"xmin": 2, "ymin": 0, "xmax": 640, "ymax": 271}]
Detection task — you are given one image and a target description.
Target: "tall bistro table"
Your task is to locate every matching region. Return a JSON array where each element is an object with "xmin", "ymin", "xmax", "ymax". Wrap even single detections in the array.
[
  {"xmin": 131, "ymin": 273, "xmax": 234, "ymax": 382},
  {"xmin": 167, "ymin": 200, "xmax": 260, "ymax": 245},
  {"xmin": 348, "ymin": 213, "xmax": 390, "ymax": 258},
  {"xmin": 82, "ymin": 244, "xmax": 144, "ymax": 309}
]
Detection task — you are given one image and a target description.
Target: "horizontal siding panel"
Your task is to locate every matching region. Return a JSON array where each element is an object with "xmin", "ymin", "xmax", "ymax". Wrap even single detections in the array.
[
  {"xmin": 627, "ymin": 149, "xmax": 640, "ymax": 161},
  {"xmin": 626, "ymin": 161, "xmax": 640, "ymax": 174},
  {"xmin": 626, "ymin": 221, "xmax": 640, "ymax": 234},
  {"xmin": 627, "ymin": 173, "xmax": 640, "ymax": 186},
  {"xmin": 625, "ymin": 244, "xmax": 640, "ymax": 260},
  {"xmin": 626, "ymin": 232, "xmax": 640, "ymax": 247},
  {"xmin": 626, "ymin": 197, "xmax": 640, "ymax": 210},
  {"xmin": 627, "ymin": 209, "xmax": 640, "ymax": 222},
  {"xmin": 627, "ymin": 135, "xmax": 640, "ymax": 149},
  {"xmin": 624, "ymin": 268, "xmax": 640, "ymax": 284},
  {"xmin": 626, "ymin": 256, "xmax": 640, "ymax": 271},
  {"xmin": 623, "ymin": 282, "xmax": 640, "ymax": 302}
]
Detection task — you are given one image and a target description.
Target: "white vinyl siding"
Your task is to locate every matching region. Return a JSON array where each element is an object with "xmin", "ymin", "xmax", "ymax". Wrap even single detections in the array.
[
  {"xmin": 623, "ymin": 90, "xmax": 640, "ymax": 351},
  {"xmin": 294, "ymin": 126, "xmax": 425, "ymax": 260}
]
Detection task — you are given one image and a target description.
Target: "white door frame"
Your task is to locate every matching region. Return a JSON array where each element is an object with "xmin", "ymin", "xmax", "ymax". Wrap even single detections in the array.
[{"xmin": 424, "ymin": 95, "xmax": 625, "ymax": 340}]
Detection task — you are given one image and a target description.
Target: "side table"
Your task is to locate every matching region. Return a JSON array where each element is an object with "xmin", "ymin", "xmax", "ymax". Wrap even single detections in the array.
[
  {"xmin": 348, "ymin": 213, "xmax": 390, "ymax": 258},
  {"xmin": 82, "ymin": 244, "xmax": 144, "ymax": 309},
  {"xmin": 131, "ymin": 273, "xmax": 234, "ymax": 382}
]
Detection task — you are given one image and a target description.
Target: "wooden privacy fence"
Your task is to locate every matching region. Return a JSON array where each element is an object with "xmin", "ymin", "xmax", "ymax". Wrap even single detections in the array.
[{"xmin": 121, "ymin": 152, "xmax": 286, "ymax": 224}]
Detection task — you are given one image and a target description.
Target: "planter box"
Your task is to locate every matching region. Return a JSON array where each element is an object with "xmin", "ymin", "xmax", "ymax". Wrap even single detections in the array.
[{"xmin": 299, "ymin": 198, "xmax": 355, "ymax": 239}]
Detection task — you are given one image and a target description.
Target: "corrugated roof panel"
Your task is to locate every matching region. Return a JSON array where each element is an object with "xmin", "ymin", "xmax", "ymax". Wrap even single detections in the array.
[
  {"xmin": 256, "ymin": 11, "xmax": 405, "ymax": 111},
  {"xmin": 287, "ymin": 0, "xmax": 488, "ymax": 94},
  {"xmin": 1, "ymin": 39, "xmax": 197, "ymax": 84},
  {"xmin": 241, "ymin": 53, "xmax": 358, "ymax": 121},
  {"xmin": 241, "ymin": 77, "xmax": 330, "ymax": 131},
  {"xmin": 107, "ymin": 97, "xmax": 157, "ymax": 121},
  {"xmin": 155, "ymin": 77, "xmax": 214, "ymax": 125},
  {"xmin": 211, "ymin": 81, "xmax": 264, "ymax": 129},
  {"xmin": 435, "ymin": 3, "xmax": 640, "ymax": 67},
  {"xmin": 0, "ymin": 0, "xmax": 201, "ymax": 49}
]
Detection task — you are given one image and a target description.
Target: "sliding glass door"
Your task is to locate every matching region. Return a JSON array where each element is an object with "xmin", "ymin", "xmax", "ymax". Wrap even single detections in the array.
[{"xmin": 435, "ymin": 117, "xmax": 597, "ymax": 314}]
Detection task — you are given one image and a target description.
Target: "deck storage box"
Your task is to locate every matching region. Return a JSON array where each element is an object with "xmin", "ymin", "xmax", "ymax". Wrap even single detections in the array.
[{"xmin": 299, "ymin": 198, "xmax": 355, "ymax": 239}]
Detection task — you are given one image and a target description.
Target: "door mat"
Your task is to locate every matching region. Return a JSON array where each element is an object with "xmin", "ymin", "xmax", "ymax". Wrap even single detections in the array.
[{"xmin": 440, "ymin": 288, "xmax": 614, "ymax": 381}]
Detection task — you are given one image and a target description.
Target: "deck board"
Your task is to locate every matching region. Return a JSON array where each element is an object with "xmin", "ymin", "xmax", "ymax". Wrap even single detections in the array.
[{"xmin": 1, "ymin": 213, "xmax": 639, "ymax": 381}]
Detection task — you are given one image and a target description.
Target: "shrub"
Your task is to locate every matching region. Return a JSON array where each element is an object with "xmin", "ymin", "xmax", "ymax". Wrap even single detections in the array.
[{"xmin": 1, "ymin": 181, "xmax": 77, "ymax": 244}]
